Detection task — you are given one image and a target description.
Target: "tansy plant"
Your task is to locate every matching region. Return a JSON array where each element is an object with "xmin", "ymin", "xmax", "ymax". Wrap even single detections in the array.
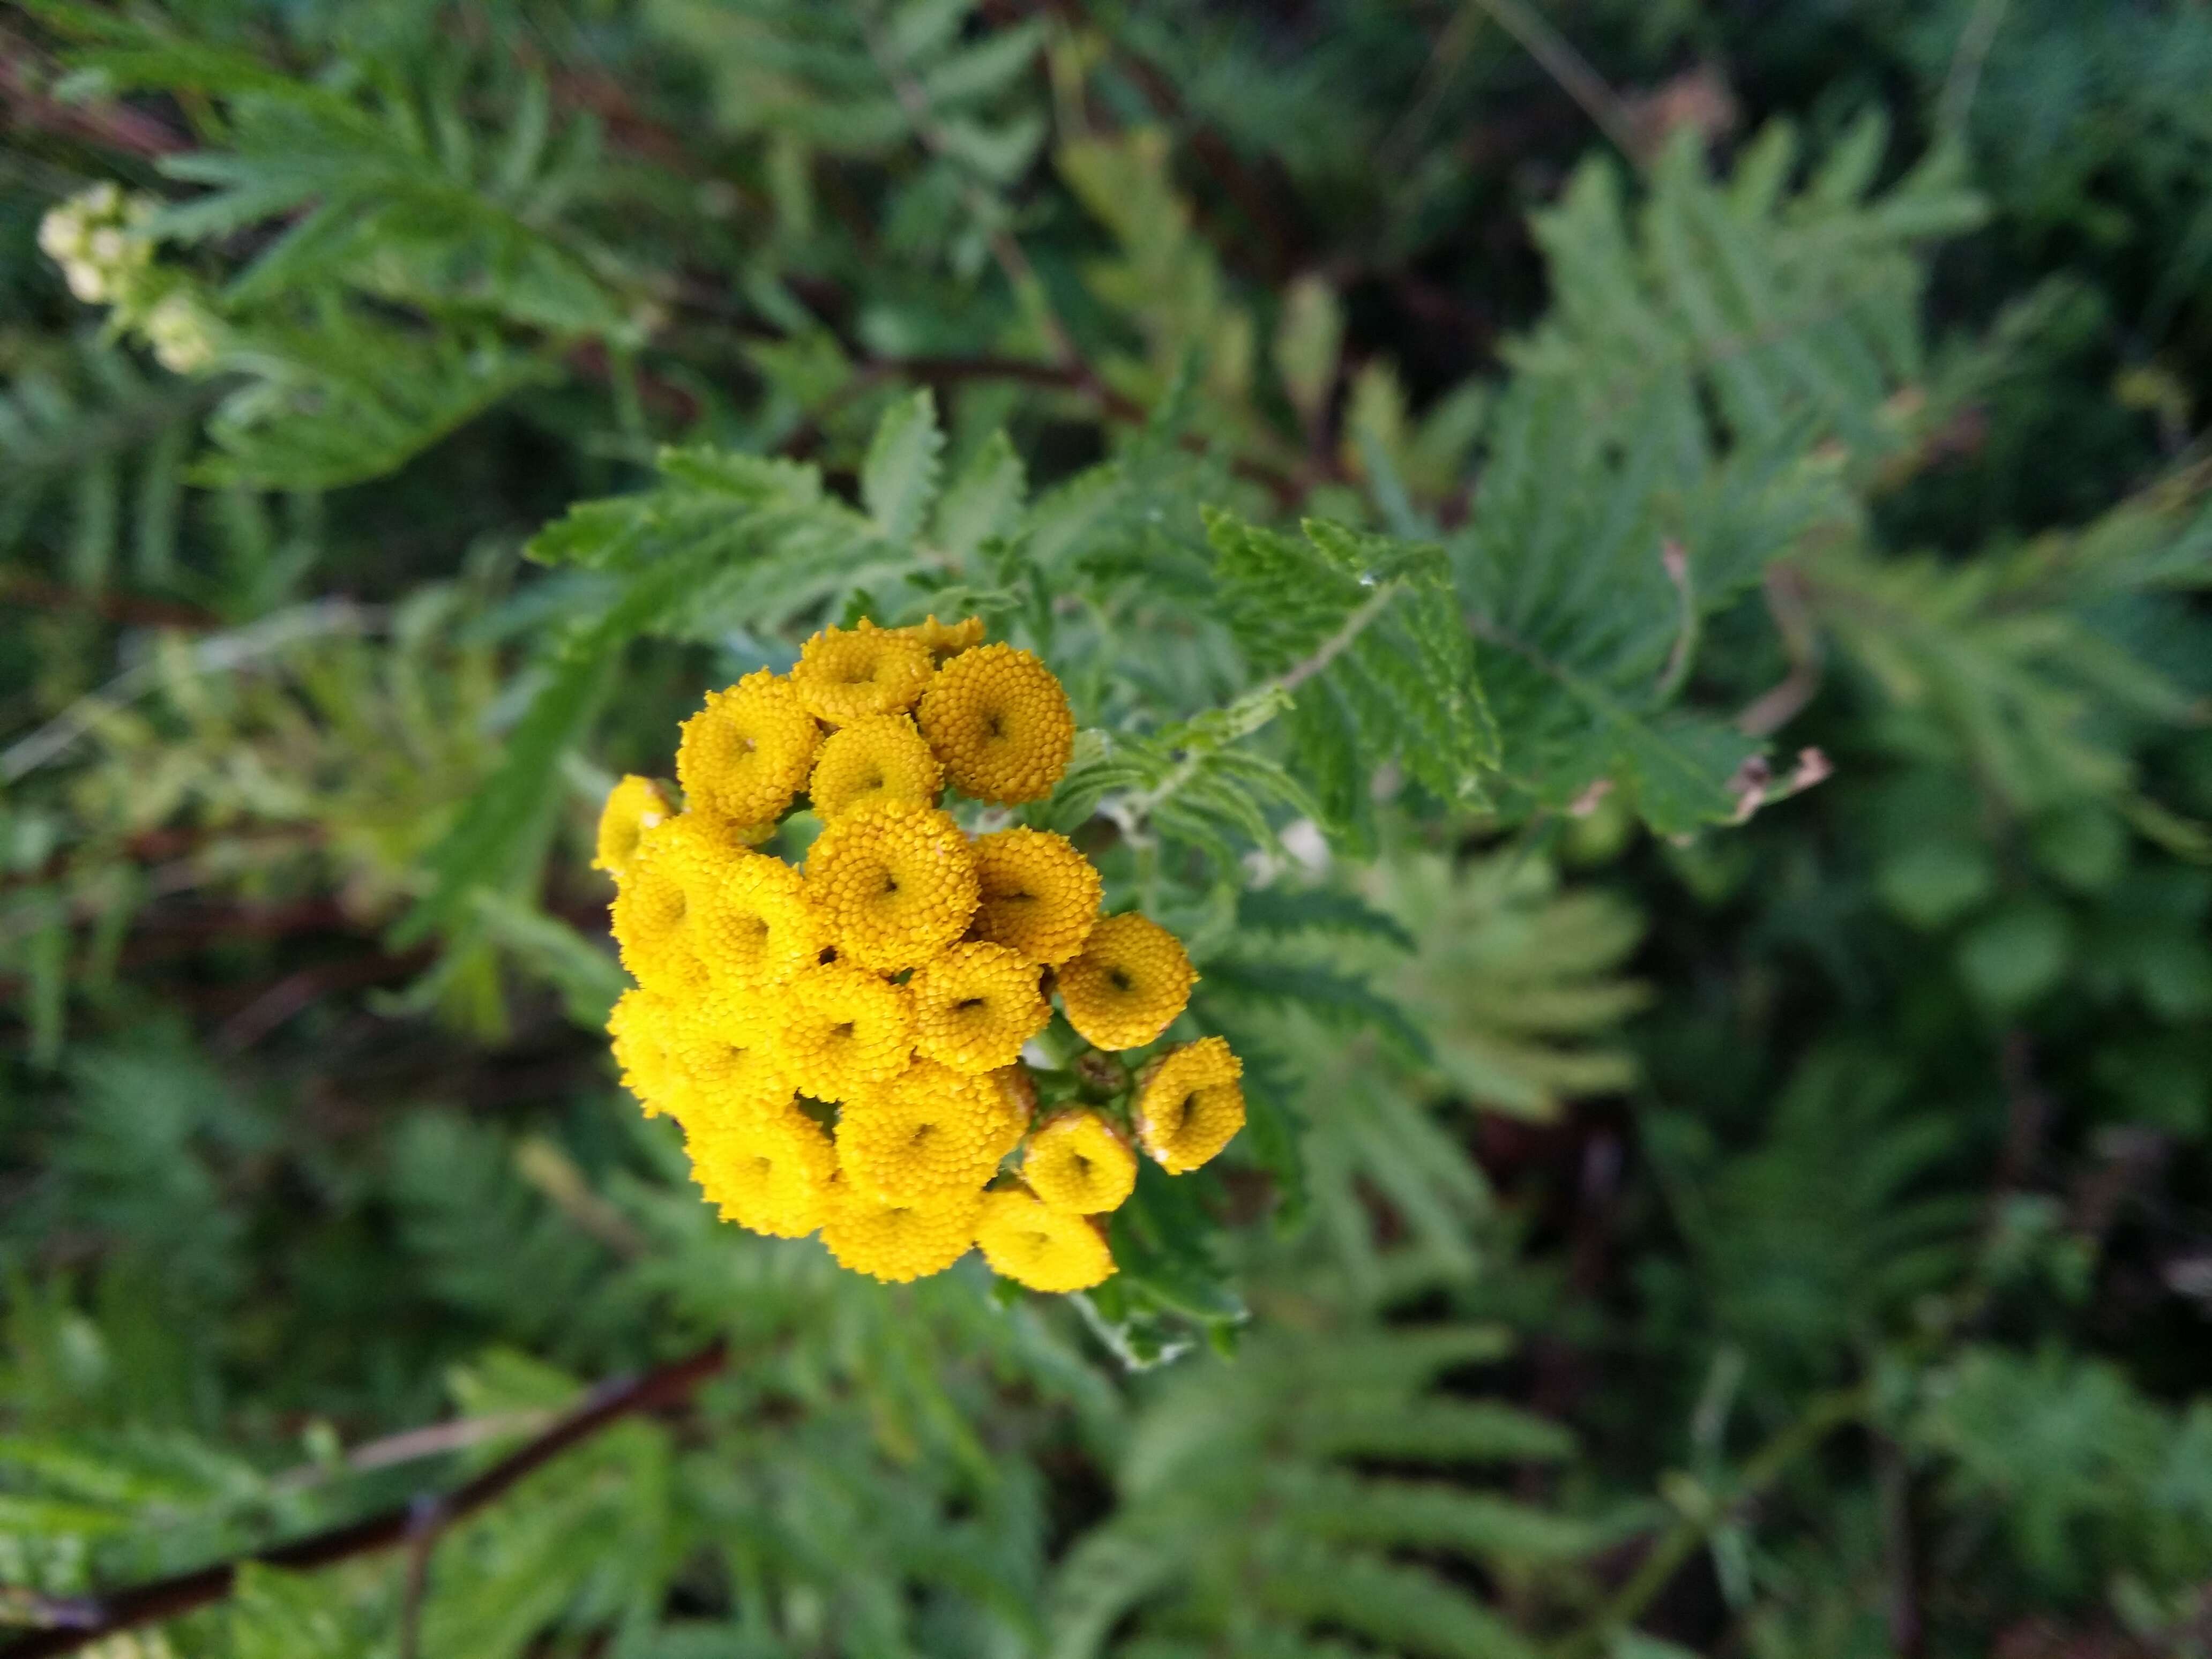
[
  {"xmin": 599, "ymin": 619, "xmax": 1244, "ymax": 1296},
  {"xmin": 13, "ymin": 5, "xmax": 2212, "ymax": 1655}
]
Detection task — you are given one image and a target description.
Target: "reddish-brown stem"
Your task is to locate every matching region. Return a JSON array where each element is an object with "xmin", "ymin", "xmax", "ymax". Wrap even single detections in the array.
[
  {"xmin": 0, "ymin": 1341, "xmax": 729, "ymax": 1659},
  {"xmin": 0, "ymin": 573, "xmax": 220, "ymax": 632},
  {"xmin": 0, "ymin": 33, "xmax": 189, "ymax": 159}
]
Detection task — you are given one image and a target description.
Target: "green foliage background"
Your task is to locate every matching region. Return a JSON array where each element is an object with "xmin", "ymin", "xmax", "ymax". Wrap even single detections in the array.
[{"xmin": 3, "ymin": 1, "xmax": 2210, "ymax": 1654}]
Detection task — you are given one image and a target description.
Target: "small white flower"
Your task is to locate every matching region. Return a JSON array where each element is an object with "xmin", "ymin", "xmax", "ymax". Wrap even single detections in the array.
[
  {"xmin": 36, "ymin": 206, "xmax": 85, "ymax": 260},
  {"xmin": 144, "ymin": 292, "xmax": 216, "ymax": 374},
  {"xmin": 64, "ymin": 260, "xmax": 110, "ymax": 303}
]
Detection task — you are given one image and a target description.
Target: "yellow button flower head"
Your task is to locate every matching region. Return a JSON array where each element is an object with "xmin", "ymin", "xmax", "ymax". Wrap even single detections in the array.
[
  {"xmin": 1135, "ymin": 1036, "xmax": 1246, "ymax": 1174},
  {"xmin": 791, "ymin": 621, "xmax": 935, "ymax": 725},
  {"xmin": 808, "ymin": 712, "xmax": 944, "ymax": 821},
  {"xmin": 968, "ymin": 827, "xmax": 1102, "ymax": 966},
  {"xmin": 594, "ymin": 775, "xmax": 673, "ymax": 878},
  {"xmin": 909, "ymin": 941, "xmax": 1050, "ymax": 1074},
  {"xmin": 837, "ymin": 1059, "xmax": 1026, "ymax": 1203},
  {"xmin": 643, "ymin": 810, "xmax": 758, "ymax": 868},
  {"xmin": 676, "ymin": 670, "xmax": 821, "ymax": 827},
  {"xmin": 664, "ymin": 1003, "xmax": 792, "ymax": 1131},
  {"xmin": 771, "ymin": 960, "xmax": 915, "ymax": 1102},
  {"xmin": 974, "ymin": 1189, "xmax": 1116, "ymax": 1292},
  {"xmin": 608, "ymin": 828, "xmax": 715, "ymax": 995},
  {"xmin": 898, "ymin": 614, "xmax": 985, "ymax": 661},
  {"xmin": 1056, "ymin": 912, "xmax": 1195, "ymax": 1051},
  {"xmin": 1023, "ymin": 1111, "xmax": 1138, "ymax": 1214},
  {"xmin": 687, "ymin": 810, "xmax": 781, "ymax": 856},
  {"xmin": 608, "ymin": 988, "xmax": 685, "ymax": 1115},
  {"xmin": 915, "ymin": 643, "xmax": 1074, "ymax": 804},
  {"xmin": 804, "ymin": 801, "xmax": 978, "ymax": 972},
  {"xmin": 690, "ymin": 849, "xmax": 829, "ymax": 991},
  {"xmin": 820, "ymin": 1176, "xmax": 983, "ymax": 1283},
  {"xmin": 687, "ymin": 1101, "xmax": 836, "ymax": 1238}
]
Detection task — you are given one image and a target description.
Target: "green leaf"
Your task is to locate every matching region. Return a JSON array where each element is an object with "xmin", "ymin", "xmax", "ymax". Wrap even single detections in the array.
[
  {"xmin": 472, "ymin": 891, "xmax": 626, "ymax": 1029},
  {"xmin": 136, "ymin": 52, "xmax": 625, "ymax": 336},
  {"xmin": 1643, "ymin": 1047, "xmax": 1978, "ymax": 1367},
  {"xmin": 1260, "ymin": 1544, "xmax": 1542, "ymax": 1659},
  {"xmin": 933, "ymin": 429, "xmax": 1027, "ymax": 562},
  {"xmin": 1448, "ymin": 120, "xmax": 1985, "ymax": 832},
  {"xmin": 1222, "ymin": 1033, "xmax": 1310, "ymax": 1231},
  {"xmin": 1102, "ymin": 1161, "xmax": 1247, "ymax": 1343},
  {"xmin": 1040, "ymin": 691, "xmax": 1320, "ymax": 873},
  {"xmin": 1205, "ymin": 510, "xmax": 1497, "ymax": 823},
  {"xmin": 199, "ymin": 322, "xmax": 553, "ymax": 491},
  {"xmin": 228, "ymin": 1564, "xmax": 371, "ymax": 1659},
  {"xmin": 391, "ymin": 639, "xmax": 615, "ymax": 948},
  {"xmin": 917, "ymin": 17, "xmax": 1047, "ymax": 106},
  {"xmin": 1198, "ymin": 954, "xmax": 1433, "ymax": 1067},
  {"xmin": 1236, "ymin": 885, "xmax": 1415, "ymax": 951},
  {"xmin": 1288, "ymin": 1475, "xmax": 1611, "ymax": 1563},
  {"xmin": 863, "ymin": 388, "xmax": 945, "ymax": 544},
  {"xmin": 1877, "ymin": 841, "xmax": 1999, "ymax": 930},
  {"xmin": 1367, "ymin": 847, "xmax": 1646, "ymax": 1120},
  {"xmin": 521, "ymin": 444, "xmax": 896, "ymax": 638},
  {"xmin": 1606, "ymin": 712, "xmax": 1760, "ymax": 839},
  {"xmin": 1956, "ymin": 901, "xmax": 2073, "ymax": 1012},
  {"xmin": 1912, "ymin": 1346, "xmax": 2176, "ymax": 1594},
  {"xmin": 1301, "ymin": 1398, "xmax": 1574, "ymax": 1464}
]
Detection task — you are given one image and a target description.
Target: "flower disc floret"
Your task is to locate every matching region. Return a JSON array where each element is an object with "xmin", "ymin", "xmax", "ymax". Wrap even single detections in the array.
[
  {"xmin": 1023, "ymin": 1112, "xmax": 1137, "ymax": 1214},
  {"xmin": 647, "ymin": 810, "xmax": 763, "ymax": 869},
  {"xmin": 909, "ymin": 942, "xmax": 1049, "ymax": 1074},
  {"xmin": 968, "ymin": 828, "xmax": 1102, "ymax": 966},
  {"xmin": 974, "ymin": 1190, "xmax": 1115, "ymax": 1292},
  {"xmin": 771, "ymin": 961, "xmax": 915, "ymax": 1103},
  {"xmin": 791, "ymin": 622, "xmax": 935, "ymax": 724},
  {"xmin": 915, "ymin": 644, "xmax": 1074, "ymax": 804},
  {"xmin": 676, "ymin": 671, "xmax": 820, "ymax": 827},
  {"xmin": 608, "ymin": 988, "xmax": 685, "ymax": 1115},
  {"xmin": 820, "ymin": 1178, "xmax": 982, "ymax": 1283},
  {"xmin": 663, "ymin": 1003, "xmax": 792, "ymax": 1130},
  {"xmin": 608, "ymin": 832, "xmax": 713, "ymax": 995},
  {"xmin": 595, "ymin": 776, "xmax": 674, "ymax": 879},
  {"xmin": 687, "ymin": 1102, "xmax": 835, "ymax": 1238},
  {"xmin": 690, "ymin": 850, "xmax": 829, "ymax": 991},
  {"xmin": 1135, "ymin": 1036, "xmax": 1246, "ymax": 1174},
  {"xmin": 804, "ymin": 802, "xmax": 978, "ymax": 972},
  {"xmin": 809, "ymin": 713, "xmax": 943, "ymax": 821},
  {"xmin": 836, "ymin": 1060, "xmax": 1026, "ymax": 1203},
  {"xmin": 1056, "ymin": 912, "xmax": 1195, "ymax": 1051}
]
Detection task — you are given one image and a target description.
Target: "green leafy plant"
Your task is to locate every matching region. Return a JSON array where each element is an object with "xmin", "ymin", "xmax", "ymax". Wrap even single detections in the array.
[{"xmin": 4, "ymin": 2, "xmax": 2210, "ymax": 1656}]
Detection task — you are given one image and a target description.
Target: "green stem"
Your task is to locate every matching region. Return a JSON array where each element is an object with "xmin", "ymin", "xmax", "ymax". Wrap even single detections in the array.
[
  {"xmin": 1028, "ymin": 1017, "xmax": 1085, "ymax": 1070},
  {"xmin": 1555, "ymin": 1383, "xmax": 1871, "ymax": 1659}
]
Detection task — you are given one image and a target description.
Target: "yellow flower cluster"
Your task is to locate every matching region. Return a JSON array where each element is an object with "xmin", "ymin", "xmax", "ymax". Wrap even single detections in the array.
[{"xmin": 599, "ymin": 618, "xmax": 1246, "ymax": 1295}]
